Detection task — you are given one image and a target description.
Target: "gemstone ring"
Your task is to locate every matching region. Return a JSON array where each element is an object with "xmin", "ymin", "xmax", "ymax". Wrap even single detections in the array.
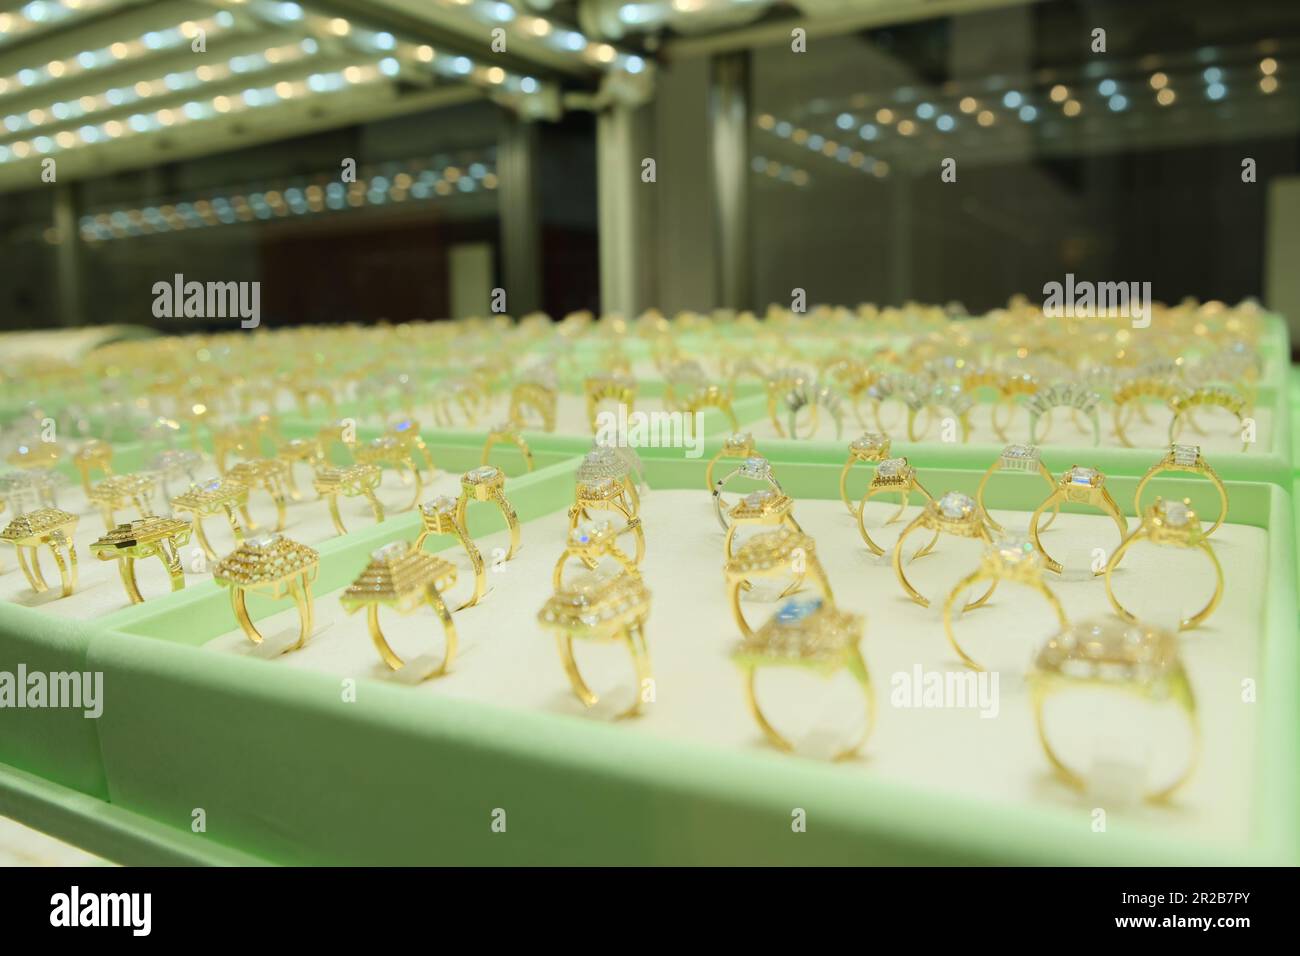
[
  {"xmin": 839, "ymin": 432, "xmax": 890, "ymax": 517},
  {"xmin": 1104, "ymin": 498, "xmax": 1224, "ymax": 631},
  {"xmin": 457, "ymin": 465, "xmax": 521, "ymax": 561},
  {"xmin": 553, "ymin": 518, "xmax": 639, "ymax": 590},
  {"xmin": 1132, "ymin": 443, "xmax": 1227, "ymax": 537},
  {"xmin": 415, "ymin": 494, "xmax": 487, "ymax": 611},
  {"xmin": 1028, "ymin": 465, "xmax": 1128, "ymax": 575},
  {"xmin": 1027, "ymin": 617, "xmax": 1198, "ymax": 802},
  {"xmin": 943, "ymin": 535, "xmax": 1068, "ymax": 671},
  {"xmin": 713, "ymin": 454, "xmax": 784, "ymax": 532},
  {"xmin": 538, "ymin": 570, "xmax": 652, "ymax": 720},
  {"xmin": 855, "ymin": 456, "xmax": 936, "ymax": 557},
  {"xmin": 892, "ymin": 490, "xmax": 997, "ymax": 609},
  {"xmin": 706, "ymin": 432, "xmax": 758, "ymax": 495},
  {"xmin": 975, "ymin": 443, "xmax": 1060, "ymax": 535},
  {"xmin": 1024, "ymin": 382, "xmax": 1102, "ymax": 447},
  {"xmin": 731, "ymin": 596, "xmax": 874, "ymax": 761},
  {"xmin": 724, "ymin": 528, "xmax": 832, "ymax": 640}
]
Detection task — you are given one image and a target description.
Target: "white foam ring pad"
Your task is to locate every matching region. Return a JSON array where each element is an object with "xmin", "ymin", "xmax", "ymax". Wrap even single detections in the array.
[{"xmin": 186, "ymin": 490, "xmax": 1261, "ymax": 845}]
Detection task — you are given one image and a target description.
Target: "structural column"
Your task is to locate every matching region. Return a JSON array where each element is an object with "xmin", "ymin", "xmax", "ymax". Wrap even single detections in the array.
[
  {"xmin": 709, "ymin": 51, "xmax": 751, "ymax": 311},
  {"xmin": 498, "ymin": 110, "xmax": 543, "ymax": 315}
]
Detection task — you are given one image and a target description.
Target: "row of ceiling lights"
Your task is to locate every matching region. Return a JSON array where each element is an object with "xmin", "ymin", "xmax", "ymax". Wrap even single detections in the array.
[{"xmin": 72, "ymin": 155, "xmax": 498, "ymax": 242}]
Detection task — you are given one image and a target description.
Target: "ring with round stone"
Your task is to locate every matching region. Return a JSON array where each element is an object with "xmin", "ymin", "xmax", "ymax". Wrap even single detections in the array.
[
  {"xmin": 731, "ymin": 596, "xmax": 874, "ymax": 761},
  {"xmin": 1027, "ymin": 617, "xmax": 1198, "ymax": 802},
  {"xmin": 855, "ymin": 456, "xmax": 936, "ymax": 557},
  {"xmin": 1104, "ymin": 498, "xmax": 1223, "ymax": 631},
  {"xmin": 1133, "ymin": 444, "xmax": 1228, "ymax": 537},
  {"xmin": 1028, "ymin": 465, "xmax": 1127, "ymax": 575},
  {"xmin": 713, "ymin": 455, "xmax": 784, "ymax": 532},
  {"xmin": 724, "ymin": 528, "xmax": 832, "ymax": 640},
  {"xmin": 538, "ymin": 570, "xmax": 652, "ymax": 720},
  {"xmin": 554, "ymin": 518, "xmax": 639, "ymax": 590},
  {"xmin": 706, "ymin": 431, "xmax": 758, "ymax": 494},
  {"xmin": 171, "ymin": 476, "xmax": 253, "ymax": 561},
  {"xmin": 943, "ymin": 535, "xmax": 1067, "ymax": 671},
  {"xmin": 213, "ymin": 533, "xmax": 319, "ymax": 651},
  {"xmin": 415, "ymin": 495, "xmax": 486, "ymax": 611},
  {"xmin": 481, "ymin": 422, "xmax": 535, "ymax": 475},
  {"xmin": 975, "ymin": 444, "xmax": 1059, "ymax": 535},
  {"xmin": 340, "ymin": 541, "xmax": 459, "ymax": 679},
  {"xmin": 892, "ymin": 491, "xmax": 997, "ymax": 609},
  {"xmin": 456, "ymin": 465, "xmax": 520, "ymax": 561},
  {"xmin": 839, "ymin": 433, "xmax": 890, "ymax": 517},
  {"xmin": 276, "ymin": 438, "xmax": 324, "ymax": 502},
  {"xmin": 313, "ymin": 463, "xmax": 385, "ymax": 537},
  {"xmin": 385, "ymin": 417, "xmax": 437, "ymax": 476}
]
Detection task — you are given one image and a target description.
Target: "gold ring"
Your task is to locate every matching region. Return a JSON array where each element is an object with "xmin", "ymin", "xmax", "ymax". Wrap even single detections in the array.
[
  {"xmin": 682, "ymin": 384, "xmax": 739, "ymax": 433},
  {"xmin": 340, "ymin": 540, "xmax": 458, "ymax": 678},
  {"xmin": 171, "ymin": 476, "xmax": 252, "ymax": 561},
  {"xmin": 570, "ymin": 474, "xmax": 643, "ymax": 566},
  {"xmin": 415, "ymin": 495, "xmax": 487, "ymax": 611},
  {"xmin": 538, "ymin": 570, "xmax": 652, "ymax": 719},
  {"xmin": 90, "ymin": 516, "xmax": 191, "ymax": 604},
  {"xmin": 1168, "ymin": 387, "xmax": 1248, "ymax": 452},
  {"xmin": 580, "ymin": 445, "xmax": 643, "ymax": 516},
  {"xmin": 722, "ymin": 487, "xmax": 802, "ymax": 562},
  {"xmin": 706, "ymin": 431, "xmax": 757, "ymax": 492},
  {"xmin": 765, "ymin": 367, "xmax": 814, "ymax": 437},
  {"xmin": 1028, "ymin": 617, "xmax": 1198, "ymax": 802},
  {"xmin": 72, "ymin": 439, "xmax": 114, "ymax": 496},
  {"xmin": 213, "ymin": 532, "xmax": 319, "ymax": 651},
  {"xmin": 385, "ymin": 418, "xmax": 437, "ymax": 475},
  {"xmin": 732, "ymin": 596, "xmax": 874, "ymax": 761},
  {"xmin": 839, "ymin": 433, "xmax": 890, "ymax": 517},
  {"xmin": 1025, "ymin": 383, "xmax": 1102, "ymax": 447},
  {"xmin": 1133, "ymin": 444, "xmax": 1228, "ymax": 536},
  {"xmin": 508, "ymin": 380, "xmax": 557, "ymax": 433},
  {"xmin": 585, "ymin": 374, "xmax": 637, "ymax": 434},
  {"xmin": 354, "ymin": 437, "xmax": 424, "ymax": 513},
  {"xmin": 975, "ymin": 443, "xmax": 1058, "ymax": 535},
  {"xmin": 724, "ymin": 528, "xmax": 831, "ymax": 639},
  {"xmin": 943, "ymin": 535, "xmax": 1067, "ymax": 671},
  {"xmin": 1028, "ymin": 465, "xmax": 1127, "ymax": 575},
  {"xmin": 457, "ymin": 465, "xmax": 520, "ymax": 560},
  {"xmin": 313, "ymin": 463, "xmax": 385, "ymax": 537},
  {"xmin": 277, "ymin": 438, "xmax": 324, "ymax": 501},
  {"xmin": 226, "ymin": 458, "xmax": 291, "ymax": 533},
  {"xmin": 554, "ymin": 518, "xmax": 639, "ymax": 590},
  {"xmin": 482, "ymin": 422, "xmax": 535, "ymax": 475},
  {"xmin": 856, "ymin": 456, "xmax": 934, "ymax": 557},
  {"xmin": 713, "ymin": 454, "xmax": 783, "ymax": 532},
  {"xmin": 893, "ymin": 491, "xmax": 996, "ymax": 608},
  {"xmin": 87, "ymin": 472, "xmax": 158, "ymax": 532},
  {"xmin": 1105, "ymin": 498, "xmax": 1224, "ymax": 631},
  {"xmin": 2, "ymin": 508, "xmax": 79, "ymax": 598},
  {"xmin": 1111, "ymin": 375, "xmax": 1181, "ymax": 448}
]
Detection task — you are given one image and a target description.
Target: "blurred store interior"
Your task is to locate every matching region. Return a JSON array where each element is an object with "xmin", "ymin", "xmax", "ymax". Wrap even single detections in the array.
[{"xmin": 1, "ymin": 0, "xmax": 1299, "ymax": 345}]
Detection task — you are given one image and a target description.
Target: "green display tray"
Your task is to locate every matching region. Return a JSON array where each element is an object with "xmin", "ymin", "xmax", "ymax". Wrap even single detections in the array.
[{"xmin": 1, "ymin": 433, "xmax": 1293, "ymax": 865}]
